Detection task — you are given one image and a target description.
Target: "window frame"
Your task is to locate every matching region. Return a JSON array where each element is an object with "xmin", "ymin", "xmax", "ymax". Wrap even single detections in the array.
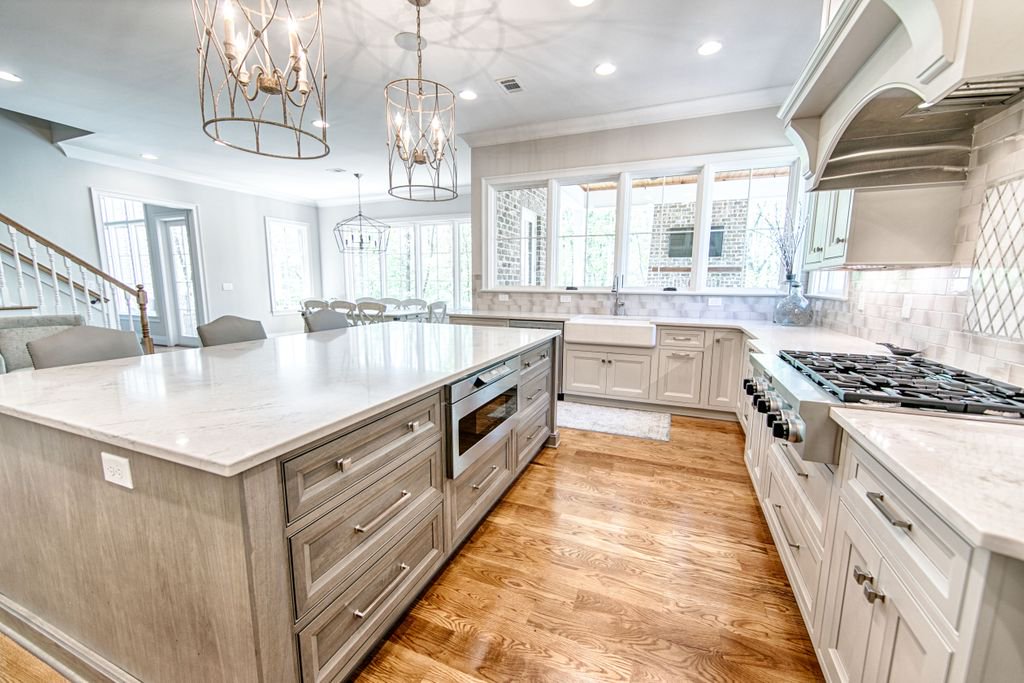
[
  {"xmin": 806, "ymin": 269, "xmax": 850, "ymax": 300},
  {"xmin": 342, "ymin": 214, "xmax": 471, "ymax": 309},
  {"xmin": 265, "ymin": 217, "xmax": 313, "ymax": 315},
  {"xmin": 481, "ymin": 147, "xmax": 799, "ymax": 295}
]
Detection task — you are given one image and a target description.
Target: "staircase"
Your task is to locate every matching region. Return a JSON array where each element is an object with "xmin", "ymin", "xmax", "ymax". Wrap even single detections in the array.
[{"xmin": 0, "ymin": 211, "xmax": 154, "ymax": 353}]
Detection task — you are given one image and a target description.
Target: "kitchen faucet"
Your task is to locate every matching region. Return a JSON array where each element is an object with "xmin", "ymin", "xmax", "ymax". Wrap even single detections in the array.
[{"xmin": 611, "ymin": 274, "xmax": 625, "ymax": 316}]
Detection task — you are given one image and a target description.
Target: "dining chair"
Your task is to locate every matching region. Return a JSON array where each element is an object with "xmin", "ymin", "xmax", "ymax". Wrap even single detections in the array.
[
  {"xmin": 427, "ymin": 301, "xmax": 447, "ymax": 323},
  {"xmin": 328, "ymin": 299, "xmax": 358, "ymax": 325},
  {"xmin": 355, "ymin": 297, "xmax": 378, "ymax": 304},
  {"xmin": 304, "ymin": 309, "xmax": 352, "ymax": 333},
  {"xmin": 398, "ymin": 298, "xmax": 427, "ymax": 309},
  {"xmin": 379, "ymin": 297, "xmax": 401, "ymax": 307},
  {"xmin": 197, "ymin": 315, "xmax": 267, "ymax": 347},
  {"xmin": 301, "ymin": 298, "xmax": 329, "ymax": 313},
  {"xmin": 357, "ymin": 302, "xmax": 387, "ymax": 325},
  {"xmin": 27, "ymin": 326, "xmax": 143, "ymax": 370}
]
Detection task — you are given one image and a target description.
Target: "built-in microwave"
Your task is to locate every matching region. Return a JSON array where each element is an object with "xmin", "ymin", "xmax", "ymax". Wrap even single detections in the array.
[{"xmin": 445, "ymin": 357, "xmax": 520, "ymax": 478}]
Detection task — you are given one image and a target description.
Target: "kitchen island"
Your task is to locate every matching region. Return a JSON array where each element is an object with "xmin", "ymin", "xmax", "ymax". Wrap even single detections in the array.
[{"xmin": 0, "ymin": 322, "xmax": 559, "ymax": 683}]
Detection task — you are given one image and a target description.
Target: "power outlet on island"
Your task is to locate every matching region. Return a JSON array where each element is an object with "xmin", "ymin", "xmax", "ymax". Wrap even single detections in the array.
[{"xmin": 101, "ymin": 452, "xmax": 134, "ymax": 489}]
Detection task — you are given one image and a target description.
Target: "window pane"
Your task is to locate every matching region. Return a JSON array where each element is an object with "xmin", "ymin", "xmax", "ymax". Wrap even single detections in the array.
[
  {"xmin": 458, "ymin": 221, "xmax": 472, "ymax": 308},
  {"xmin": 347, "ymin": 252, "xmax": 382, "ymax": 299},
  {"xmin": 420, "ymin": 222, "xmax": 455, "ymax": 305},
  {"xmin": 494, "ymin": 187, "xmax": 547, "ymax": 287},
  {"xmin": 625, "ymin": 174, "xmax": 698, "ymax": 289},
  {"xmin": 266, "ymin": 219, "xmax": 311, "ymax": 313},
  {"xmin": 706, "ymin": 166, "xmax": 791, "ymax": 289},
  {"xmin": 384, "ymin": 224, "xmax": 415, "ymax": 299},
  {"xmin": 556, "ymin": 181, "xmax": 617, "ymax": 288}
]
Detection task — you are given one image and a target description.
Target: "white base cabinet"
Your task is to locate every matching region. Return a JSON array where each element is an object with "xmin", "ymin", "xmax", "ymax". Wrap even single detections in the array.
[
  {"xmin": 654, "ymin": 349, "xmax": 703, "ymax": 404},
  {"xmin": 564, "ymin": 347, "xmax": 652, "ymax": 401}
]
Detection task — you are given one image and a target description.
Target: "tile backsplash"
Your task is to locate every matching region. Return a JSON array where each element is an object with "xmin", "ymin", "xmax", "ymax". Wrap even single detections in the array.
[
  {"xmin": 473, "ymin": 290, "xmax": 780, "ymax": 320},
  {"xmin": 811, "ymin": 101, "xmax": 1024, "ymax": 385}
]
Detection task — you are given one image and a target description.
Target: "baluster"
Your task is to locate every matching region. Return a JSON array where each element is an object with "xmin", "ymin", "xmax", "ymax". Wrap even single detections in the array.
[
  {"xmin": 48, "ymin": 248, "xmax": 60, "ymax": 312},
  {"xmin": 7, "ymin": 225, "xmax": 26, "ymax": 306},
  {"xmin": 101, "ymin": 280, "xmax": 114, "ymax": 328},
  {"xmin": 123, "ymin": 291, "xmax": 133, "ymax": 332},
  {"xmin": 0, "ymin": 229, "xmax": 8, "ymax": 307},
  {"xmin": 81, "ymin": 265, "xmax": 93, "ymax": 323},
  {"xmin": 27, "ymin": 237, "xmax": 44, "ymax": 314},
  {"xmin": 65, "ymin": 256, "xmax": 79, "ymax": 315}
]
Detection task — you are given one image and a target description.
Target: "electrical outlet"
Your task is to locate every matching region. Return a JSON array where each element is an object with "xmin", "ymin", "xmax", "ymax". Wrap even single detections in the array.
[
  {"xmin": 707, "ymin": 297, "xmax": 723, "ymax": 307},
  {"xmin": 559, "ymin": 295, "xmax": 571, "ymax": 303},
  {"xmin": 498, "ymin": 293, "xmax": 509, "ymax": 302},
  {"xmin": 901, "ymin": 295, "xmax": 913, "ymax": 319},
  {"xmin": 101, "ymin": 452, "xmax": 134, "ymax": 489},
  {"xmin": 221, "ymin": 282, "xmax": 234, "ymax": 291}
]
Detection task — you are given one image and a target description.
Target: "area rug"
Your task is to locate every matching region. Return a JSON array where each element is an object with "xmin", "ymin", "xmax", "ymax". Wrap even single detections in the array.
[{"xmin": 556, "ymin": 401, "xmax": 671, "ymax": 441}]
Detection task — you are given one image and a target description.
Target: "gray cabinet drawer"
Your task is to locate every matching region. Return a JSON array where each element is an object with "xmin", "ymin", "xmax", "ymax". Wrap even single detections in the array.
[
  {"xmin": 519, "ymin": 367, "xmax": 551, "ymax": 413},
  {"xmin": 515, "ymin": 400, "xmax": 549, "ymax": 474},
  {"xmin": 297, "ymin": 505, "xmax": 444, "ymax": 683},
  {"xmin": 658, "ymin": 328, "xmax": 706, "ymax": 349},
  {"xmin": 452, "ymin": 434, "xmax": 512, "ymax": 545},
  {"xmin": 283, "ymin": 393, "xmax": 442, "ymax": 522},
  {"xmin": 769, "ymin": 441, "xmax": 833, "ymax": 545},
  {"xmin": 520, "ymin": 342, "xmax": 553, "ymax": 378},
  {"xmin": 289, "ymin": 441, "xmax": 444, "ymax": 619}
]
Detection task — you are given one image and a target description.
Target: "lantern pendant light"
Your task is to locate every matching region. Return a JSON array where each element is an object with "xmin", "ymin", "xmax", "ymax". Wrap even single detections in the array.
[
  {"xmin": 385, "ymin": 0, "xmax": 458, "ymax": 201},
  {"xmin": 334, "ymin": 174, "xmax": 391, "ymax": 254}
]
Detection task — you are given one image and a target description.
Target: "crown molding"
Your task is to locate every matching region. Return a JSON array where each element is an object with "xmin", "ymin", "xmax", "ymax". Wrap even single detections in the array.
[
  {"xmin": 460, "ymin": 86, "xmax": 793, "ymax": 149},
  {"xmin": 57, "ymin": 143, "xmax": 319, "ymax": 207}
]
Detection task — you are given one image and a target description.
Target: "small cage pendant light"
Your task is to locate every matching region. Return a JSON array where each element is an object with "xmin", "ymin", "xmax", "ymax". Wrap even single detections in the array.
[{"xmin": 334, "ymin": 174, "xmax": 391, "ymax": 253}]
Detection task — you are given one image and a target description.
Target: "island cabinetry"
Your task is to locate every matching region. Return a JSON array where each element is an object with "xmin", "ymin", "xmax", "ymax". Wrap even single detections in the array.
[
  {"xmin": 283, "ymin": 393, "xmax": 442, "ymax": 522},
  {"xmin": 449, "ymin": 433, "xmax": 514, "ymax": 547}
]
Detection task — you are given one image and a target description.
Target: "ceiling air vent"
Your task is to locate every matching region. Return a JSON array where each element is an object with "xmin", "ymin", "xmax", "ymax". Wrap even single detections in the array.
[{"xmin": 496, "ymin": 77, "xmax": 524, "ymax": 94}]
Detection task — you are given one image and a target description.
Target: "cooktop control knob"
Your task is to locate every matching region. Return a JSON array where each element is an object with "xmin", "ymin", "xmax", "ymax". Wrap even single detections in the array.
[
  {"xmin": 766, "ymin": 411, "xmax": 782, "ymax": 427},
  {"xmin": 751, "ymin": 392, "xmax": 765, "ymax": 407},
  {"xmin": 756, "ymin": 393, "xmax": 781, "ymax": 414},
  {"xmin": 745, "ymin": 379, "xmax": 766, "ymax": 396},
  {"xmin": 772, "ymin": 413, "xmax": 806, "ymax": 444}
]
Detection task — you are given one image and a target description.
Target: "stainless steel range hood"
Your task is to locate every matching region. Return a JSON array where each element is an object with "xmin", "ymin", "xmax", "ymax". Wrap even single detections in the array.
[
  {"xmin": 816, "ymin": 79, "xmax": 1024, "ymax": 191},
  {"xmin": 780, "ymin": 0, "xmax": 1024, "ymax": 192}
]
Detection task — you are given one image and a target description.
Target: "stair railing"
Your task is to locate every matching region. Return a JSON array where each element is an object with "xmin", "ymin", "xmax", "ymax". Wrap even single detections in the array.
[{"xmin": 0, "ymin": 211, "xmax": 154, "ymax": 354}]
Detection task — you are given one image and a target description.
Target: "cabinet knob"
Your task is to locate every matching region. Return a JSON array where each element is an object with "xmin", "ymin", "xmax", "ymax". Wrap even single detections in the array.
[
  {"xmin": 863, "ymin": 581, "xmax": 886, "ymax": 605},
  {"xmin": 812, "ymin": 247, "xmax": 824, "ymax": 253},
  {"xmin": 834, "ymin": 237, "xmax": 847, "ymax": 244}
]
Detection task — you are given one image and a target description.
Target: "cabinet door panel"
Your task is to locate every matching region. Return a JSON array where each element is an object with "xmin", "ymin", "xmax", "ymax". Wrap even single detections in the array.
[
  {"xmin": 655, "ymin": 350, "xmax": 703, "ymax": 405},
  {"xmin": 820, "ymin": 503, "xmax": 883, "ymax": 683},
  {"xmin": 805, "ymin": 192, "xmax": 834, "ymax": 266},
  {"xmin": 825, "ymin": 189, "xmax": 853, "ymax": 260},
  {"xmin": 606, "ymin": 353, "xmax": 652, "ymax": 400},
  {"xmin": 564, "ymin": 349, "xmax": 606, "ymax": 395},
  {"xmin": 865, "ymin": 561, "xmax": 953, "ymax": 683},
  {"xmin": 707, "ymin": 331, "xmax": 743, "ymax": 409}
]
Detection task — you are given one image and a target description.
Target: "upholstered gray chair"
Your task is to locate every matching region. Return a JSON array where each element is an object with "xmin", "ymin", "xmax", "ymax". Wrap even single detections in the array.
[
  {"xmin": 356, "ymin": 302, "xmax": 387, "ymax": 324},
  {"xmin": 27, "ymin": 326, "xmax": 143, "ymax": 370},
  {"xmin": 0, "ymin": 314, "xmax": 85, "ymax": 373},
  {"xmin": 196, "ymin": 315, "xmax": 267, "ymax": 347},
  {"xmin": 303, "ymin": 309, "xmax": 351, "ymax": 333},
  {"xmin": 427, "ymin": 301, "xmax": 447, "ymax": 323}
]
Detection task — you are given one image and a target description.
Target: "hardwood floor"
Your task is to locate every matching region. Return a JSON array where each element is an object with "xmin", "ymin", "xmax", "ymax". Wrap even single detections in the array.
[
  {"xmin": 0, "ymin": 416, "xmax": 822, "ymax": 682},
  {"xmin": 356, "ymin": 416, "xmax": 823, "ymax": 682}
]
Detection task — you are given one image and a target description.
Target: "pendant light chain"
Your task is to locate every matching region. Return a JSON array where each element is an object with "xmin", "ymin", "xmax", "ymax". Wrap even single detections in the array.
[{"xmin": 415, "ymin": 3, "xmax": 424, "ymax": 94}]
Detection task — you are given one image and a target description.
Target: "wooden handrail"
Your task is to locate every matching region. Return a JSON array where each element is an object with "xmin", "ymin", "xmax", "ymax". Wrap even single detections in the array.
[
  {"xmin": 0, "ymin": 211, "xmax": 136, "ymax": 294},
  {"xmin": 0, "ymin": 243, "xmax": 108, "ymax": 303},
  {"xmin": 0, "ymin": 211, "xmax": 154, "ymax": 354}
]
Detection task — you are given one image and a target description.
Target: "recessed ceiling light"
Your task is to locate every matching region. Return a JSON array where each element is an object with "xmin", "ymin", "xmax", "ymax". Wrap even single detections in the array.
[
  {"xmin": 0, "ymin": 71, "xmax": 23, "ymax": 83},
  {"xmin": 459, "ymin": 89, "xmax": 478, "ymax": 101},
  {"xmin": 569, "ymin": 0, "xmax": 595, "ymax": 6},
  {"xmin": 140, "ymin": 153, "xmax": 159, "ymax": 160},
  {"xmin": 312, "ymin": 120, "xmax": 329, "ymax": 129},
  {"xmin": 326, "ymin": 167, "xmax": 347, "ymax": 173},
  {"xmin": 594, "ymin": 62, "xmax": 617, "ymax": 76},
  {"xmin": 697, "ymin": 40, "xmax": 723, "ymax": 56}
]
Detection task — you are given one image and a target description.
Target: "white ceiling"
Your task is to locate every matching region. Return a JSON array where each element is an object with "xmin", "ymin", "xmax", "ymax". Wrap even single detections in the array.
[{"xmin": 0, "ymin": 0, "xmax": 821, "ymax": 204}]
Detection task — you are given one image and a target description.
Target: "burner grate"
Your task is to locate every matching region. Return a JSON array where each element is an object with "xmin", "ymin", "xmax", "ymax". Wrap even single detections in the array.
[{"xmin": 778, "ymin": 350, "xmax": 1024, "ymax": 417}]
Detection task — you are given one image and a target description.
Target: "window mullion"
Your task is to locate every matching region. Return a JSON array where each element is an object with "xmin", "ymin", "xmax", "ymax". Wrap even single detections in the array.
[
  {"xmin": 691, "ymin": 165, "xmax": 713, "ymax": 291},
  {"xmin": 614, "ymin": 172, "xmax": 630, "ymax": 288},
  {"xmin": 413, "ymin": 223, "xmax": 423, "ymax": 299},
  {"xmin": 545, "ymin": 178, "xmax": 558, "ymax": 288}
]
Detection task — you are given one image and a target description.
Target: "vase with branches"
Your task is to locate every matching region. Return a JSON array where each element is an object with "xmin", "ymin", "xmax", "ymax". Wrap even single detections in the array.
[{"xmin": 758, "ymin": 207, "xmax": 813, "ymax": 325}]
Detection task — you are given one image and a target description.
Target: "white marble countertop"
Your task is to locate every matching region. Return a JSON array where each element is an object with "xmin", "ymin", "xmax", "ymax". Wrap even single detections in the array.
[
  {"xmin": 448, "ymin": 310, "xmax": 885, "ymax": 355},
  {"xmin": 0, "ymin": 323, "xmax": 557, "ymax": 477},
  {"xmin": 831, "ymin": 408, "xmax": 1024, "ymax": 562}
]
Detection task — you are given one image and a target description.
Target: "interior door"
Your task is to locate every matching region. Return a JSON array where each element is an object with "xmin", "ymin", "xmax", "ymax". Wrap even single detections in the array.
[{"xmin": 159, "ymin": 213, "xmax": 204, "ymax": 346}]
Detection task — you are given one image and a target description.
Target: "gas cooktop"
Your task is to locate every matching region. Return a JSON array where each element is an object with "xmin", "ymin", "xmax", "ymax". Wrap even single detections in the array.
[{"xmin": 778, "ymin": 350, "xmax": 1024, "ymax": 418}]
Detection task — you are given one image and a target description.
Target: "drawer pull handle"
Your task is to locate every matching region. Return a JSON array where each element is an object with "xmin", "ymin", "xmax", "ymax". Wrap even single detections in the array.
[
  {"xmin": 353, "ymin": 562, "xmax": 410, "ymax": 619},
  {"xmin": 670, "ymin": 352, "xmax": 693, "ymax": 359},
  {"xmin": 527, "ymin": 389, "xmax": 544, "ymax": 401},
  {"xmin": 354, "ymin": 490, "xmax": 412, "ymax": 534},
  {"xmin": 863, "ymin": 580, "xmax": 886, "ymax": 605},
  {"xmin": 771, "ymin": 504, "xmax": 801, "ymax": 550},
  {"xmin": 336, "ymin": 457, "xmax": 353, "ymax": 472},
  {"xmin": 782, "ymin": 447, "xmax": 809, "ymax": 479},
  {"xmin": 671, "ymin": 336, "xmax": 694, "ymax": 342},
  {"xmin": 407, "ymin": 420, "xmax": 421, "ymax": 432},
  {"xmin": 852, "ymin": 565, "xmax": 873, "ymax": 586},
  {"xmin": 523, "ymin": 361, "xmax": 532, "ymax": 368},
  {"xmin": 866, "ymin": 491, "xmax": 912, "ymax": 531},
  {"xmin": 472, "ymin": 465, "xmax": 499, "ymax": 491},
  {"xmin": 527, "ymin": 426, "xmax": 546, "ymax": 442},
  {"xmin": 540, "ymin": 353, "xmax": 549, "ymax": 360}
]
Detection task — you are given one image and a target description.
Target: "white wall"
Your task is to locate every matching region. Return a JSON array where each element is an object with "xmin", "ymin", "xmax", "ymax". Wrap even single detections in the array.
[
  {"xmin": 317, "ymin": 194, "xmax": 471, "ymax": 298},
  {"xmin": 0, "ymin": 110, "xmax": 320, "ymax": 335}
]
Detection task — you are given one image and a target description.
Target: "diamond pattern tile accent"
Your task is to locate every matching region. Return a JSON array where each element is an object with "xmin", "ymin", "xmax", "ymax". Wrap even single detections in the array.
[{"xmin": 965, "ymin": 177, "xmax": 1024, "ymax": 339}]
